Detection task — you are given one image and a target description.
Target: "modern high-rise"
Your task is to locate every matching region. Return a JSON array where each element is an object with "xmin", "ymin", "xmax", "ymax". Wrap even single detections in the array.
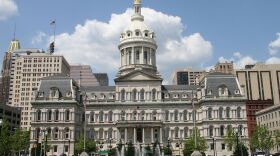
[
  {"xmin": 236, "ymin": 63, "xmax": 280, "ymax": 137},
  {"xmin": 6, "ymin": 48, "xmax": 70, "ymax": 130},
  {"xmin": 93, "ymin": 73, "xmax": 109, "ymax": 86},
  {"xmin": 1, "ymin": 39, "xmax": 21, "ymax": 105},
  {"xmin": 70, "ymin": 65, "xmax": 100, "ymax": 87},
  {"xmin": 171, "ymin": 68, "xmax": 207, "ymax": 85}
]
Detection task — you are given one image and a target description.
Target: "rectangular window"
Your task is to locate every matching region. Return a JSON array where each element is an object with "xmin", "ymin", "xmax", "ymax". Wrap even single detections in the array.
[
  {"xmin": 210, "ymin": 143, "xmax": 214, "ymax": 150},
  {"xmin": 222, "ymin": 143, "xmax": 226, "ymax": 150},
  {"xmin": 65, "ymin": 145, "xmax": 68, "ymax": 152},
  {"xmin": 54, "ymin": 145, "xmax": 57, "ymax": 152}
]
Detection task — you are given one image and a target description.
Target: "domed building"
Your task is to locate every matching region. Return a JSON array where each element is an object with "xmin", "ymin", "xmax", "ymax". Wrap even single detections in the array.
[{"xmin": 30, "ymin": 1, "xmax": 249, "ymax": 156}]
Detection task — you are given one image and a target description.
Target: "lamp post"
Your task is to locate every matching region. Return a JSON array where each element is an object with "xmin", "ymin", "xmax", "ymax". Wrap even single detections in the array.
[
  {"xmin": 176, "ymin": 139, "xmax": 183, "ymax": 156},
  {"xmin": 68, "ymin": 140, "xmax": 70, "ymax": 156},
  {"xmin": 211, "ymin": 137, "xmax": 216, "ymax": 156},
  {"xmin": 191, "ymin": 90, "xmax": 202, "ymax": 156},
  {"xmin": 235, "ymin": 131, "xmax": 243, "ymax": 156},
  {"xmin": 108, "ymin": 138, "xmax": 112, "ymax": 156},
  {"xmin": 82, "ymin": 94, "xmax": 88, "ymax": 152},
  {"xmin": 167, "ymin": 138, "xmax": 171, "ymax": 156},
  {"xmin": 44, "ymin": 131, "xmax": 48, "ymax": 156}
]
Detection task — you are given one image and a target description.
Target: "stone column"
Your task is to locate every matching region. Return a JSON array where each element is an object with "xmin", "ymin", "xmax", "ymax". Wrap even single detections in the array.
[
  {"xmin": 142, "ymin": 128, "xmax": 145, "ymax": 144},
  {"xmin": 151, "ymin": 128, "xmax": 154, "ymax": 143},
  {"xmin": 160, "ymin": 127, "xmax": 163, "ymax": 143},
  {"xmin": 125, "ymin": 128, "xmax": 128, "ymax": 143},
  {"xmin": 134, "ymin": 128, "xmax": 136, "ymax": 144}
]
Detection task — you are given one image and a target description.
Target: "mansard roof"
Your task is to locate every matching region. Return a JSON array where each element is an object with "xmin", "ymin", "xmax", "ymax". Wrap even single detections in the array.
[
  {"xmin": 162, "ymin": 85, "xmax": 199, "ymax": 91},
  {"xmin": 81, "ymin": 86, "xmax": 115, "ymax": 92},
  {"xmin": 36, "ymin": 74, "xmax": 75, "ymax": 100},
  {"xmin": 204, "ymin": 72, "xmax": 241, "ymax": 96}
]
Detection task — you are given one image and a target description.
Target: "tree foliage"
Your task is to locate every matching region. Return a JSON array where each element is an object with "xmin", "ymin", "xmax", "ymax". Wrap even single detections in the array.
[
  {"xmin": 126, "ymin": 141, "xmax": 135, "ymax": 156},
  {"xmin": 274, "ymin": 130, "xmax": 280, "ymax": 152},
  {"xmin": 0, "ymin": 119, "xmax": 11, "ymax": 156},
  {"xmin": 224, "ymin": 126, "xmax": 236, "ymax": 151},
  {"xmin": 183, "ymin": 128, "xmax": 207, "ymax": 156},
  {"xmin": 74, "ymin": 135, "xmax": 96, "ymax": 155},
  {"xmin": 250, "ymin": 125, "xmax": 274, "ymax": 152},
  {"xmin": 233, "ymin": 143, "xmax": 249, "ymax": 156}
]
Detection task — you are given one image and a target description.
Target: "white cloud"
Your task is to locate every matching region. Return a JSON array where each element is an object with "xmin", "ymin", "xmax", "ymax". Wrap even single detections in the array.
[
  {"xmin": 52, "ymin": 8, "xmax": 213, "ymax": 82},
  {"xmin": 269, "ymin": 33, "xmax": 280, "ymax": 55},
  {"xmin": 0, "ymin": 0, "xmax": 18, "ymax": 21},
  {"xmin": 31, "ymin": 32, "xmax": 47, "ymax": 45},
  {"xmin": 235, "ymin": 56, "xmax": 257, "ymax": 69},
  {"xmin": 233, "ymin": 52, "xmax": 242, "ymax": 58},
  {"xmin": 266, "ymin": 57, "xmax": 280, "ymax": 64}
]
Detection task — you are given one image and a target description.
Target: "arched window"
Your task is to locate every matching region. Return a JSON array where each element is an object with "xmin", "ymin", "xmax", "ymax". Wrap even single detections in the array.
[
  {"xmin": 219, "ymin": 107, "xmax": 223, "ymax": 119},
  {"xmin": 152, "ymin": 110, "xmax": 157, "ymax": 121},
  {"xmin": 226, "ymin": 107, "xmax": 230, "ymax": 118},
  {"xmin": 133, "ymin": 111, "xmax": 137, "ymax": 120},
  {"xmin": 121, "ymin": 89, "xmax": 125, "ymax": 101},
  {"xmin": 183, "ymin": 110, "xmax": 188, "ymax": 121},
  {"xmin": 184, "ymin": 127, "xmax": 188, "ymax": 138},
  {"xmin": 121, "ymin": 111, "xmax": 126, "ymax": 121},
  {"xmin": 37, "ymin": 110, "xmax": 41, "ymax": 121},
  {"xmin": 99, "ymin": 128, "xmax": 104, "ymax": 139},
  {"xmin": 109, "ymin": 111, "xmax": 113, "ymax": 122},
  {"xmin": 209, "ymin": 125, "xmax": 214, "ymax": 137},
  {"xmin": 237, "ymin": 107, "xmax": 241, "ymax": 118},
  {"xmin": 175, "ymin": 127, "xmax": 179, "ymax": 138},
  {"xmin": 47, "ymin": 110, "xmax": 52, "ymax": 121},
  {"xmin": 227, "ymin": 125, "xmax": 233, "ymax": 134},
  {"xmin": 35, "ymin": 128, "xmax": 41, "ymax": 139},
  {"xmin": 141, "ymin": 110, "xmax": 145, "ymax": 121},
  {"xmin": 208, "ymin": 107, "xmax": 213, "ymax": 119},
  {"xmin": 99, "ymin": 111, "xmax": 104, "ymax": 122},
  {"xmin": 165, "ymin": 110, "xmax": 169, "ymax": 121},
  {"xmin": 108, "ymin": 128, "xmax": 113, "ymax": 139},
  {"xmin": 90, "ymin": 112, "xmax": 95, "ymax": 123},
  {"xmin": 165, "ymin": 127, "xmax": 170, "ymax": 138},
  {"xmin": 55, "ymin": 110, "xmax": 59, "ymax": 121},
  {"xmin": 238, "ymin": 125, "xmax": 243, "ymax": 136},
  {"xmin": 132, "ymin": 89, "xmax": 137, "ymax": 101},
  {"xmin": 140, "ymin": 89, "xmax": 144, "ymax": 100},
  {"xmin": 53, "ymin": 127, "xmax": 59, "ymax": 139},
  {"xmin": 174, "ymin": 110, "xmax": 179, "ymax": 121},
  {"xmin": 65, "ymin": 109, "xmax": 70, "ymax": 121},
  {"xmin": 47, "ymin": 128, "xmax": 51, "ymax": 138},
  {"xmin": 220, "ymin": 125, "xmax": 225, "ymax": 136},
  {"xmin": 152, "ymin": 89, "xmax": 156, "ymax": 101},
  {"xmin": 65, "ymin": 127, "xmax": 70, "ymax": 139}
]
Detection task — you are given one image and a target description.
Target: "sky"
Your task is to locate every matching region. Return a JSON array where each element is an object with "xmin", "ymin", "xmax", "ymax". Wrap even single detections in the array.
[{"xmin": 1, "ymin": 0, "xmax": 280, "ymax": 85}]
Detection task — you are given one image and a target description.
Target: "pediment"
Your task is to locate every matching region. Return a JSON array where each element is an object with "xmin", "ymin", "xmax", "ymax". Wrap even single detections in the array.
[{"xmin": 115, "ymin": 70, "xmax": 162, "ymax": 82}]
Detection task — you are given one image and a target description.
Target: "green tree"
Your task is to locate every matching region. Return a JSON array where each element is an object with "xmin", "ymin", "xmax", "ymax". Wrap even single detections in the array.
[
  {"xmin": 233, "ymin": 143, "xmax": 249, "ymax": 156},
  {"xmin": 74, "ymin": 135, "xmax": 97, "ymax": 155},
  {"xmin": 274, "ymin": 130, "xmax": 280, "ymax": 152},
  {"xmin": 183, "ymin": 128, "xmax": 207, "ymax": 156},
  {"xmin": 11, "ymin": 128, "xmax": 30, "ymax": 155},
  {"xmin": 145, "ymin": 144, "xmax": 152, "ymax": 156},
  {"xmin": 250, "ymin": 125, "xmax": 274, "ymax": 153},
  {"xmin": 126, "ymin": 141, "xmax": 135, "ymax": 156},
  {"xmin": 0, "ymin": 119, "xmax": 11, "ymax": 156},
  {"xmin": 224, "ymin": 126, "xmax": 236, "ymax": 151}
]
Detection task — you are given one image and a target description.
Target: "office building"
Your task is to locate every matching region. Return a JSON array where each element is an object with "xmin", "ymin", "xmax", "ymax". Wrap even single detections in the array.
[
  {"xmin": 171, "ymin": 68, "xmax": 207, "ymax": 85},
  {"xmin": 70, "ymin": 65, "xmax": 100, "ymax": 87}
]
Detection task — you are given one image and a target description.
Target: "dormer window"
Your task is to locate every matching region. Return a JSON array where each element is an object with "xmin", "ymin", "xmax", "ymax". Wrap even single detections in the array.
[
  {"xmin": 38, "ymin": 92, "xmax": 44, "ymax": 97},
  {"xmin": 91, "ymin": 94, "xmax": 97, "ymax": 100},
  {"xmin": 50, "ymin": 87, "xmax": 59, "ymax": 98},
  {"xmin": 100, "ymin": 94, "xmax": 106, "ymax": 99},
  {"xmin": 67, "ymin": 91, "xmax": 72, "ymax": 97},
  {"xmin": 207, "ymin": 90, "xmax": 212, "ymax": 95},
  {"xmin": 110, "ymin": 94, "xmax": 115, "ymax": 99},
  {"xmin": 165, "ymin": 93, "xmax": 170, "ymax": 98},
  {"xmin": 173, "ymin": 94, "xmax": 179, "ymax": 98},
  {"xmin": 235, "ymin": 90, "xmax": 240, "ymax": 94}
]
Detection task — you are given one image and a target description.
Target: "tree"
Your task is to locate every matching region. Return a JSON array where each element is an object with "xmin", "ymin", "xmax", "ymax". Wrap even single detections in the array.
[
  {"xmin": 224, "ymin": 126, "xmax": 236, "ymax": 151},
  {"xmin": 250, "ymin": 125, "xmax": 274, "ymax": 153},
  {"xmin": 0, "ymin": 119, "xmax": 11, "ymax": 156},
  {"xmin": 233, "ymin": 143, "xmax": 249, "ymax": 156},
  {"xmin": 126, "ymin": 141, "xmax": 135, "ymax": 156},
  {"xmin": 183, "ymin": 128, "xmax": 207, "ymax": 156},
  {"xmin": 274, "ymin": 130, "xmax": 280, "ymax": 152},
  {"xmin": 11, "ymin": 128, "xmax": 30, "ymax": 155},
  {"xmin": 74, "ymin": 135, "xmax": 97, "ymax": 155}
]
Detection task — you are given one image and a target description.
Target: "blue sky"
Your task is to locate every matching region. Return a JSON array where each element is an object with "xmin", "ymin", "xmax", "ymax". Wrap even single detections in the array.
[{"xmin": 1, "ymin": 0, "xmax": 280, "ymax": 84}]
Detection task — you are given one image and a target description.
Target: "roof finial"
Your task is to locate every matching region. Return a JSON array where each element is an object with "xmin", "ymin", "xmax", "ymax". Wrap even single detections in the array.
[
  {"xmin": 132, "ymin": 0, "xmax": 144, "ymax": 21},
  {"xmin": 134, "ymin": 0, "xmax": 141, "ymax": 5}
]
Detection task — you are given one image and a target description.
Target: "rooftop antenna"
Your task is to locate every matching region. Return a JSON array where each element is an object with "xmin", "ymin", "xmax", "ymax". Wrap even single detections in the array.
[{"xmin": 13, "ymin": 23, "xmax": 16, "ymax": 40}]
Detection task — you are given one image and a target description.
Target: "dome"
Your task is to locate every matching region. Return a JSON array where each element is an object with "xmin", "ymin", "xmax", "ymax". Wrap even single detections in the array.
[{"xmin": 125, "ymin": 20, "xmax": 152, "ymax": 34}]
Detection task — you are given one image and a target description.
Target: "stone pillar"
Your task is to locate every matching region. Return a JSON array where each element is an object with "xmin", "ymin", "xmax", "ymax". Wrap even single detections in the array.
[
  {"xmin": 125, "ymin": 128, "xmax": 128, "ymax": 143},
  {"xmin": 142, "ymin": 128, "xmax": 145, "ymax": 144},
  {"xmin": 134, "ymin": 128, "xmax": 136, "ymax": 144},
  {"xmin": 160, "ymin": 127, "xmax": 163, "ymax": 143},
  {"xmin": 151, "ymin": 128, "xmax": 154, "ymax": 143}
]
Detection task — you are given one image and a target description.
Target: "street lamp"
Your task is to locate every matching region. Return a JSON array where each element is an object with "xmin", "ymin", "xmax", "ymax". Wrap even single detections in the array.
[
  {"xmin": 235, "ymin": 131, "xmax": 243, "ymax": 156},
  {"xmin": 176, "ymin": 139, "xmax": 183, "ymax": 156},
  {"xmin": 167, "ymin": 138, "xmax": 172, "ymax": 156},
  {"xmin": 211, "ymin": 137, "xmax": 216, "ymax": 156},
  {"xmin": 44, "ymin": 131, "xmax": 48, "ymax": 156}
]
